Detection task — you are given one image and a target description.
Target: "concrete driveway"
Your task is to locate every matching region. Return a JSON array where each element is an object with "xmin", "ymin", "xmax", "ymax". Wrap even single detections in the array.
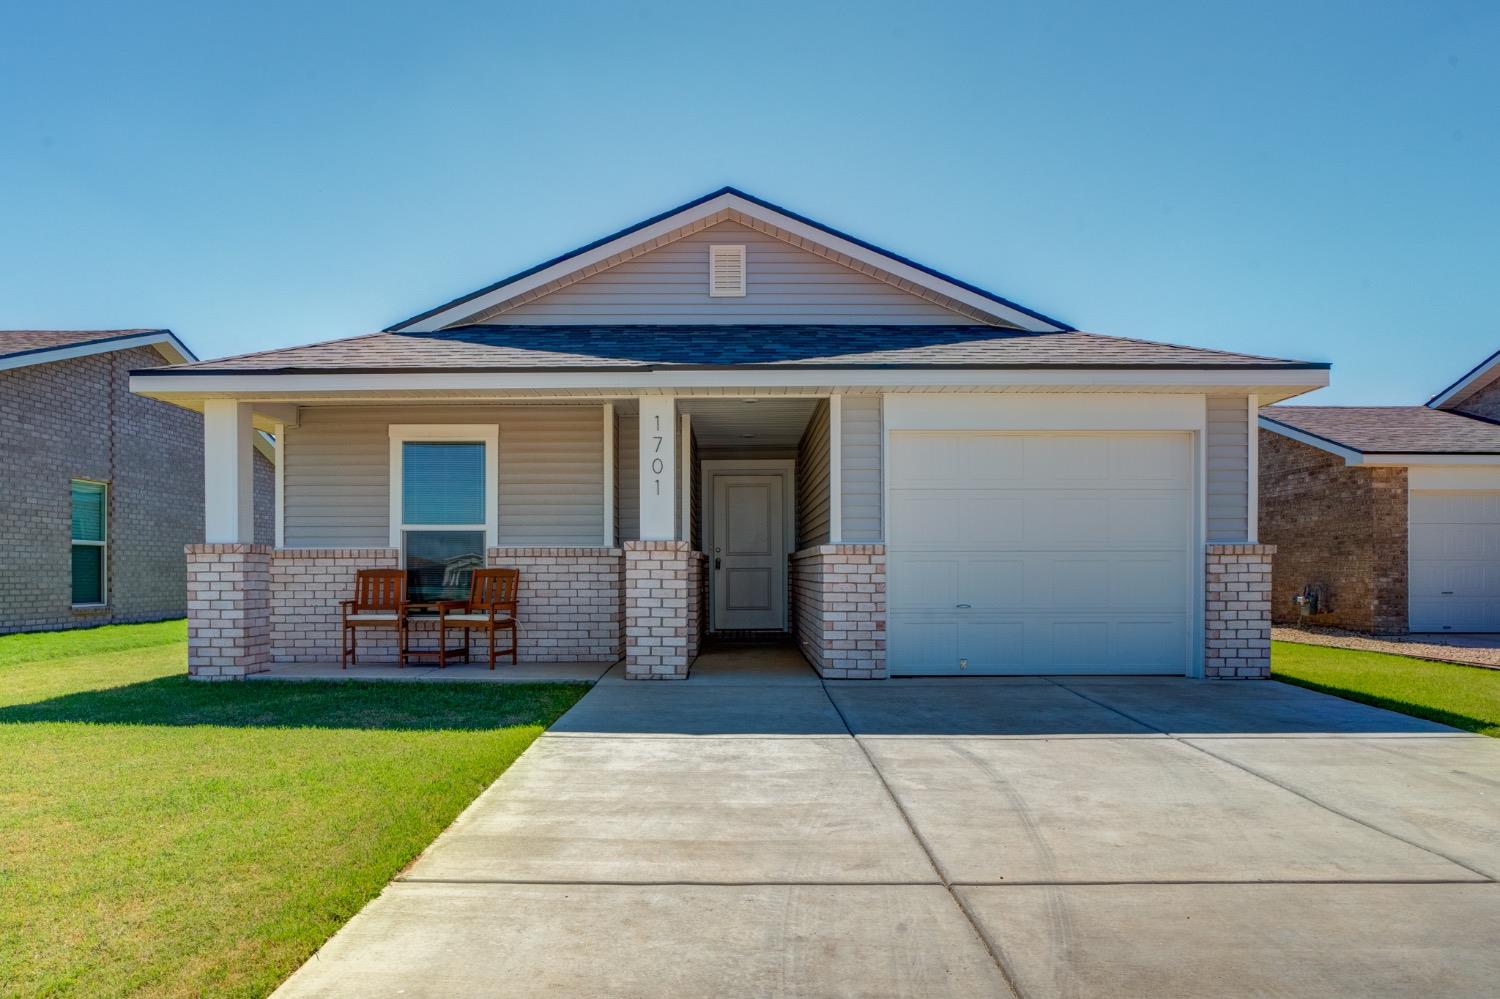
[{"xmin": 276, "ymin": 655, "xmax": 1500, "ymax": 998}]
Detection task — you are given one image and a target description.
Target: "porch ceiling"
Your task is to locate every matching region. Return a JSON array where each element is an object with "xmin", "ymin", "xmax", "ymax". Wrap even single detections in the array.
[{"xmin": 678, "ymin": 397, "xmax": 820, "ymax": 451}]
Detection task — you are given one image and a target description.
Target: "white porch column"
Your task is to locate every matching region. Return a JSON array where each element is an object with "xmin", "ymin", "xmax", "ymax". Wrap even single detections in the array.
[
  {"xmin": 638, "ymin": 395, "xmax": 677, "ymax": 540},
  {"xmin": 203, "ymin": 399, "xmax": 256, "ymax": 543}
]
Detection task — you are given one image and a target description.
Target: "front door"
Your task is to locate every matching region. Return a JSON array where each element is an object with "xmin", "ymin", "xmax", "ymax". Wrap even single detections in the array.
[{"xmin": 711, "ymin": 474, "xmax": 785, "ymax": 630}]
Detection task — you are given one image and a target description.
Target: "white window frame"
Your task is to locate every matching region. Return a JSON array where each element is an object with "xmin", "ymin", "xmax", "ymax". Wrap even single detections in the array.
[
  {"xmin": 70, "ymin": 478, "xmax": 109, "ymax": 608},
  {"xmin": 388, "ymin": 425, "xmax": 500, "ymax": 554}
]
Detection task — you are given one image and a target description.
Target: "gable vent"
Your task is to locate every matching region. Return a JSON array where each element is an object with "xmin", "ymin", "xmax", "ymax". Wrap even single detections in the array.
[{"xmin": 708, "ymin": 244, "xmax": 746, "ymax": 297}]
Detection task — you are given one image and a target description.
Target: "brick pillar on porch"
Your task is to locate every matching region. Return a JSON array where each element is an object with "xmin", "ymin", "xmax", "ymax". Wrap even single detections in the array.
[
  {"xmin": 1205, "ymin": 543, "xmax": 1276, "ymax": 679},
  {"xmin": 790, "ymin": 544, "xmax": 887, "ymax": 679},
  {"xmin": 624, "ymin": 540, "xmax": 698, "ymax": 679},
  {"xmin": 186, "ymin": 543, "xmax": 271, "ymax": 680}
]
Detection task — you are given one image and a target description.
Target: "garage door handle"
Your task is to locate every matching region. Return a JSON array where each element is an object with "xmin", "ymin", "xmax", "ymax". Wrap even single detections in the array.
[{"xmin": 955, "ymin": 603, "xmax": 972, "ymax": 609}]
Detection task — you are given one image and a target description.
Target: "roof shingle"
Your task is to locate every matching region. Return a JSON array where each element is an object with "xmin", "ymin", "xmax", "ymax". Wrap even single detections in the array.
[
  {"xmin": 1261, "ymin": 405, "xmax": 1500, "ymax": 455},
  {"xmin": 151, "ymin": 325, "xmax": 1325, "ymax": 374}
]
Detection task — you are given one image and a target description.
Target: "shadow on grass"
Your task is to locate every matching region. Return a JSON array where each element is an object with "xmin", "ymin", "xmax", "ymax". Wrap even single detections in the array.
[
  {"xmin": 0, "ymin": 675, "xmax": 589, "ymax": 732},
  {"xmin": 1274, "ymin": 673, "xmax": 1498, "ymax": 737}
]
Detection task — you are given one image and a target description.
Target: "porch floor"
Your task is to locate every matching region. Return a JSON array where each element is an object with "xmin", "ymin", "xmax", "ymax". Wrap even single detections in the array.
[{"xmin": 246, "ymin": 661, "xmax": 616, "ymax": 684}]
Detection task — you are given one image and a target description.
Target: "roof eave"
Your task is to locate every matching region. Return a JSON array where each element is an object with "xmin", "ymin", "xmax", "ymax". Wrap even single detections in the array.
[
  {"xmin": 0, "ymin": 330, "xmax": 196, "ymax": 373},
  {"xmin": 1258, "ymin": 414, "xmax": 1500, "ymax": 466}
]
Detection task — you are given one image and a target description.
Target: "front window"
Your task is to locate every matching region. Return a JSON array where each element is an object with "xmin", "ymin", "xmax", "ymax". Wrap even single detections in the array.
[
  {"xmin": 391, "ymin": 431, "xmax": 495, "ymax": 603},
  {"xmin": 70, "ymin": 480, "xmax": 108, "ymax": 606}
]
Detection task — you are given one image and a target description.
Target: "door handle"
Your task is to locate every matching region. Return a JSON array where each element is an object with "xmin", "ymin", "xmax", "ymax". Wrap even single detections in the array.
[
  {"xmin": 715, "ymin": 557, "xmax": 722, "ymax": 570},
  {"xmin": 955, "ymin": 603, "xmax": 971, "ymax": 609}
]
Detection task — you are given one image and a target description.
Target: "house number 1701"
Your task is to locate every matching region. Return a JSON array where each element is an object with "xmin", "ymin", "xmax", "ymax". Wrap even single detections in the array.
[{"xmin": 652, "ymin": 414, "xmax": 664, "ymax": 495}]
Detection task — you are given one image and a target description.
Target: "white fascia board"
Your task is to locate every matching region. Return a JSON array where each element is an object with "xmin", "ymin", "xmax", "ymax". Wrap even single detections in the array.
[
  {"xmin": 393, "ymin": 192, "xmax": 1062, "ymax": 333},
  {"xmin": 1427, "ymin": 349, "xmax": 1500, "ymax": 409},
  {"xmin": 132, "ymin": 366, "xmax": 1329, "ymax": 399},
  {"xmin": 0, "ymin": 331, "xmax": 197, "ymax": 373}
]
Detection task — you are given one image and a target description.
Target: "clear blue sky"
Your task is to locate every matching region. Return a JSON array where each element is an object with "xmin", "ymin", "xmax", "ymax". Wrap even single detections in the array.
[{"xmin": 2, "ymin": 1, "xmax": 1495, "ymax": 404}]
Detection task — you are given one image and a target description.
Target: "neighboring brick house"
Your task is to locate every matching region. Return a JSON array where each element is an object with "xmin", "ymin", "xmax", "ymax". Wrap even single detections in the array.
[
  {"xmin": 0, "ymin": 330, "xmax": 275, "ymax": 635},
  {"xmin": 131, "ymin": 187, "xmax": 1327, "ymax": 680},
  {"xmin": 1260, "ymin": 350, "xmax": 1500, "ymax": 634}
]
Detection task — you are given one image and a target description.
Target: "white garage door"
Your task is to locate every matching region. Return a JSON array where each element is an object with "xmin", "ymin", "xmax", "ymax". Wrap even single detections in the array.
[
  {"xmin": 887, "ymin": 432, "xmax": 1194, "ymax": 675},
  {"xmin": 1409, "ymin": 490, "xmax": 1500, "ymax": 632}
]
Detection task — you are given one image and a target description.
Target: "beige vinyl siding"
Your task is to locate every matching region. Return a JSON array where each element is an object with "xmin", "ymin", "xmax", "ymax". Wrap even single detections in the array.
[
  {"xmin": 283, "ymin": 404, "xmax": 605, "ymax": 548},
  {"xmin": 796, "ymin": 400, "xmax": 831, "ymax": 547},
  {"xmin": 841, "ymin": 395, "xmax": 883, "ymax": 542},
  {"xmin": 1206, "ymin": 395, "xmax": 1251, "ymax": 542},
  {"xmin": 616, "ymin": 410, "xmax": 640, "ymax": 542},
  {"xmin": 491, "ymin": 221, "xmax": 973, "ymax": 325},
  {"xmin": 498, "ymin": 407, "xmax": 605, "ymax": 545}
]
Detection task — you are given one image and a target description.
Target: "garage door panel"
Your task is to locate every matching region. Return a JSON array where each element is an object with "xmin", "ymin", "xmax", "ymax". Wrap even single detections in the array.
[
  {"xmin": 1410, "ymin": 489, "xmax": 1500, "ymax": 631},
  {"xmin": 889, "ymin": 430, "xmax": 1193, "ymax": 675},
  {"xmin": 1029, "ymin": 436, "xmax": 1109, "ymax": 481},
  {"xmin": 890, "ymin": 433, "xmax": 961, "ymax": 483},
  {"xmin": 963, "ymin": 496, "xmax": 1025, "ymax": 545},
  {"xmin": 888, "ymin": 496, "xmax": 963, "ymax": 545},
  {"xmin": 889, "ymin": 557, "xmax": 962, "ymax": 609}
]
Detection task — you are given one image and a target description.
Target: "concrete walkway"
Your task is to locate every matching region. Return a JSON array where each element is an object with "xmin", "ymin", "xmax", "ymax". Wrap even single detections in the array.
[{"xmin": 275, "ymin": 654, "xmax": 1500, "ymax": 998}]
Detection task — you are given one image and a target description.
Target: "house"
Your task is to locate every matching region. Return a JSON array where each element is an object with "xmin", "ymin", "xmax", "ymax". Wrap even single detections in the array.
[
  {"xmin": 0, "ymin": 330, "xmax": 275, "ymax": 635},
  {"xmin": 1260, "ymin": 350, "xmax": 1500, "ymax": 634},
  {"xmin": 129, "ymin": 188, "xmax": 1328, "ymax": 680}
]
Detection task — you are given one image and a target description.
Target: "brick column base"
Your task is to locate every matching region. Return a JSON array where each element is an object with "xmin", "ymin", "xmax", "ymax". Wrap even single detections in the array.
[
  {"xmin": 790, "ymin": 544, "xmax": 887, "ymax": 679},
  {"xmin": 186, "ymin": 543, "xmax": 271, "ymax": 680},
  {"xmin": 624, "ymin": 541, "xmax": 700, "ymax": 679},
  {"xmin": 1206, "ymin": 544, "xmax": 1276, "ymax": 679}
]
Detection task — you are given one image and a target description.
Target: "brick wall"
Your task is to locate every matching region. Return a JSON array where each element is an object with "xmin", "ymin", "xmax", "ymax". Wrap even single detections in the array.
[
  {"xmin": 623, "ymin": 540, "xmax": 698, "ymax": 679},
  {"xmin": 789, "ymin": 544, "xmax": 886, "ymax": 679},
  {"xmin": 186, "ymin": 543, "xmax": 270, "ymax": 679},
  {"xmin": 487, "ymin": 547, "xmax": 624, "ymax": 661},
  {"xmin": 1205, "ymin": 544, "xmax": 1275, "ymax": 679},
  {"xmin": 268, "ymin": 548, "xmax": 401, "ymax": 663},
  {"xmin": 1259, "ymin": 430, "xmax": 1408, "ymax": 633},
  {"xmin": 1, "ymin": 346, "xmax": 207, "ymax": 634}
]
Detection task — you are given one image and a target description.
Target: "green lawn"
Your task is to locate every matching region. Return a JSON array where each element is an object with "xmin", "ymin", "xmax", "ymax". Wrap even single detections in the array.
[
  {"xmin": 0, "ymin": 620, "xmax": 587, "ymax": 998},
  {"xmin": 1273, "ymin": 639, "xmax": 1500, "ymax": 736}
]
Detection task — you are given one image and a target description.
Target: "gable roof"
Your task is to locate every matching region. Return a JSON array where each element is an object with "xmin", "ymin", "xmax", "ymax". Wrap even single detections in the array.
[
  {"xmin": 1427, "ymin": 348, "xmax": 1500, "ymax": 410},
  {"xmin": 386, "ymin": 188, "xmax": 1072, "ymax": 334},
  {"xmin": 0, "ymin": 329, "xmax": 195, "ymax": 372},
  {"xmin": 148, "ymin": 325, "xmax": 1324, "ymax": 374},
  {"xmin": 1260, "ymin": 405, "xmax": 1500, "ymax": 458}
]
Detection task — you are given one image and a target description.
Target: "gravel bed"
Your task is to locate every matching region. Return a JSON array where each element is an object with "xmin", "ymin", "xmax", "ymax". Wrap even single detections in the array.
[{"xmin": 1272, "ymin": 627, "xmax": 1500, "ymax": 670}]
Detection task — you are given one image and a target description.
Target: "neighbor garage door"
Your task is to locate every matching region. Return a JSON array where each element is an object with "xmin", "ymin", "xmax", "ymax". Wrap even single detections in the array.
[
  {"xmin": 887, "ymin": 431, "xmax": 1194, "ymax": 675},
  {"xmin": 1409, "ymin": 490, "xmax": 1500, "ymax": 632}
]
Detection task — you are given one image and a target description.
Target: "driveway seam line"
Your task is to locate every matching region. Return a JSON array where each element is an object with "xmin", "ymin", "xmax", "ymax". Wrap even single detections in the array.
[
  {"xmin": 391, "ymin": 876, "xmax": 1493, "ymax": 887},
  {"xmin": 819, "ymin": 677, "xmax": 1029, "ymax": 999},
  {"xmin": 1046, "ymin": 679, "xmax": 1500, "ymax": 884}
]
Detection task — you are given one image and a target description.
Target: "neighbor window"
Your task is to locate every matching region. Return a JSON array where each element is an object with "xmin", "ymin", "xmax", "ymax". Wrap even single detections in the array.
[
  {"xmin": 70, "ymin": 480, "xmax": 108, "ymax": 606},
  {"xmin": 389, "ymin": 427, "xmax": 497, "ymax": 603}
]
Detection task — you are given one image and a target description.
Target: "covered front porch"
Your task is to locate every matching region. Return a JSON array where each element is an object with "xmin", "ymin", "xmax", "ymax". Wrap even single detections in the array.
[{"xmin": 178, "ymin": 391, "xmax": 885, "ymax": 681}]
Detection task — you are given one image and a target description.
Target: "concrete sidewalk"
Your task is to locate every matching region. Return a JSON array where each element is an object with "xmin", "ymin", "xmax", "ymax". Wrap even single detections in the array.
[{"xmin": 275, "ymin": 657, "xmax": 1500, "ymax": 998}]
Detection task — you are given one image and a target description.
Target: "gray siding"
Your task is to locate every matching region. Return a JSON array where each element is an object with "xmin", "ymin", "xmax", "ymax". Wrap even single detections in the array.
[
  {"xmin": 841, "ymin": 396, "xmax": 883, "ymax": 542},
  {"xmin": 491, "ymin": 221, "xmax": 973, "ymax": 325},
  {"xmin": 1206, "ymin": 395, "xmax": 1251, "ymax": 542},
  {"xmin": 616, "ymin": 410, "xmax": 639, "ymax": 542},
  {"xmin": 284, "ymin": 404, "xmax": 605, "ymax": 548},
  {"xmin": 796, "ymin": 400, "xmax": 831, "ymax": 547}
]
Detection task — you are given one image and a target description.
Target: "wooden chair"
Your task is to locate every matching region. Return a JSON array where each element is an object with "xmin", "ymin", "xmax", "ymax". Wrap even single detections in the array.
[
  {"xmin": 437, "ymin": 568, "xmax": 520, "ymax": 669},
  {"xmin": 340, "ymin": 569, "xmax": 410, "ymax": 668}
]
